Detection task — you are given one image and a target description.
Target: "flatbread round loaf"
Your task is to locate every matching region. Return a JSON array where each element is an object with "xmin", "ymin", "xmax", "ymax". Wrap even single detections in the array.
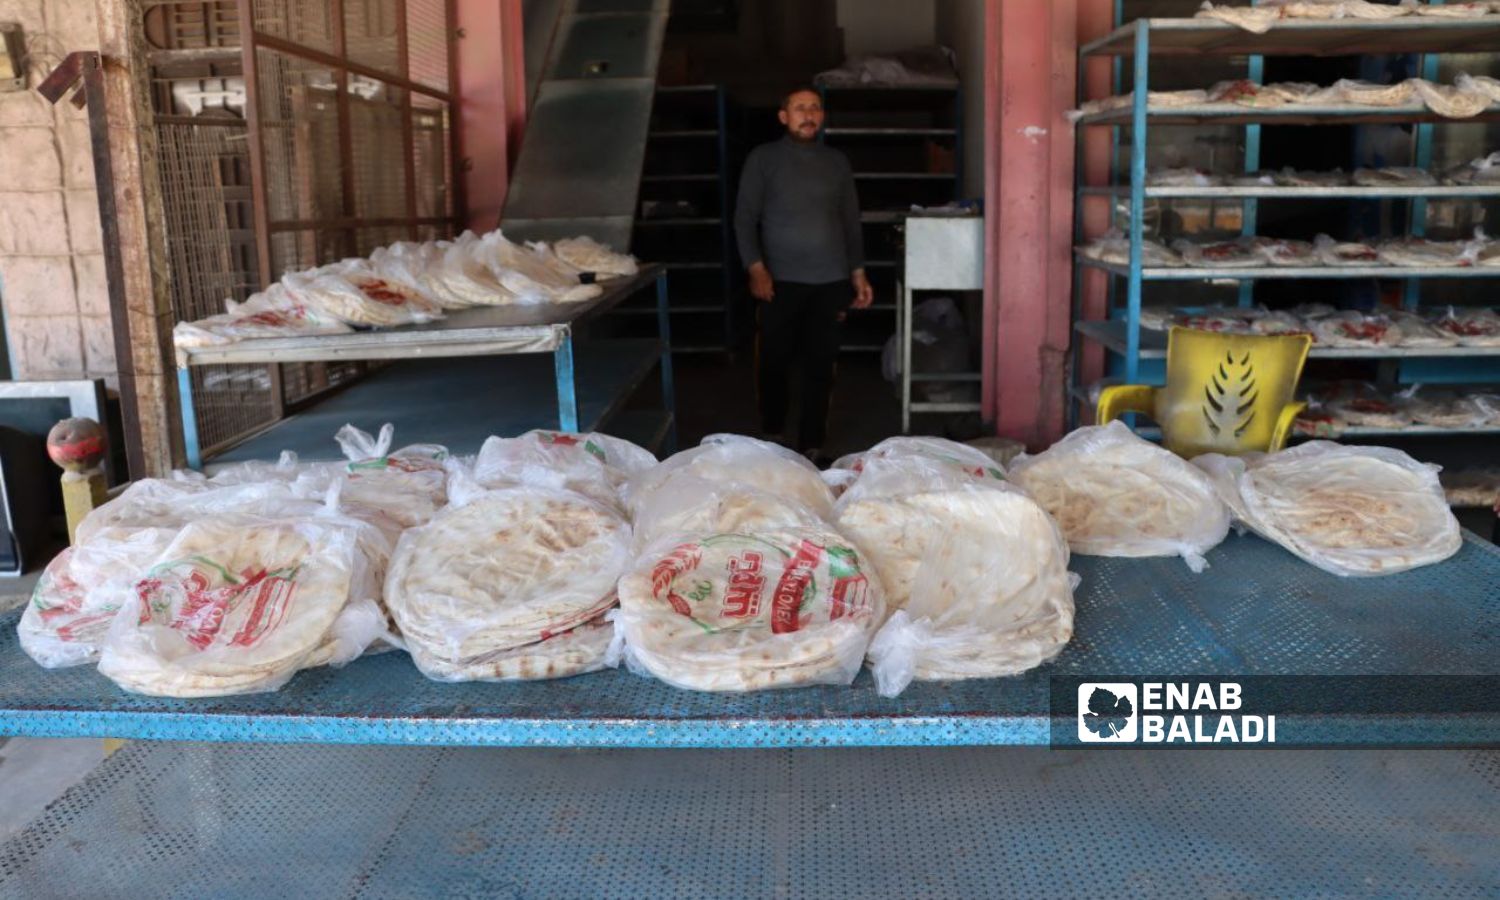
[
  {"xmin": 631, "ymin": 475, "xmax": 826, "ymax": 552},
  {"xmin": 626, "ymin": 435, "xmax": 834, "ymax": 522},
  {"xmin": 385, "ymin": 488, "xmax": 630, "ymax": 675},
  {"xmin": 472, "ymin": 429, "xmax": 656, "ymax": 514},
  {"xmin": 1006, "ymin": 422, "xmax": 1230, "ymax": 570},
  {"xmin": 409, "ymin": 615, "xmax": 614, "ymax": 682},
  {"xmin": 616, "ymin": 529, "xmax": 883, "ymax": 692},
  {"xmin": 97, "ymin": 516, "xmax": 365, "ymax": 697},
  {"xmin": 19, "ymin": 527, "xmax": 179, "ymax": 668},
  {"xmin": 1196, "ymin": 443, "xmax": 1461, "ymax": 576}
]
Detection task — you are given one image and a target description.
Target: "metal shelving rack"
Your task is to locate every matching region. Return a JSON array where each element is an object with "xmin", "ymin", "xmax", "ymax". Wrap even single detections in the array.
[
  {"xmin": 820, "ymin": 84, "xmax": 964, "ymax": 352},
  {"xmin": 618, "ymin": 85, "xmax": 737, "ymax": 354},
  {"xmin": 1069, "ymin": 14, "xmax": 1500, "ymax": 439}
]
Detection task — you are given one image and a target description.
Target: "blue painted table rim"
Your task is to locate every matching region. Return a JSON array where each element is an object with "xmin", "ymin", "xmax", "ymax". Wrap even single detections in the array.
[{"xmin": 1, "ymin": 531, "xmax": 1497, "ymax": 749}]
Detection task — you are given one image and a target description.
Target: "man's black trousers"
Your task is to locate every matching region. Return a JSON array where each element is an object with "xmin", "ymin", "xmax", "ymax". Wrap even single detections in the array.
[{"xmin": 756, "ymin": 279, "xmax": 847, "ymax": 452}]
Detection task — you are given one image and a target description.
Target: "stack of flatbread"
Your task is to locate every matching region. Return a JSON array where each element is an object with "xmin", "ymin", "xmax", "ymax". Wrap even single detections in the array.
[
  {"xmin": 1007, "ymin": 421, "xmax": 1231, "ymax": 572},
  {"xmin": 551, "ymin": 236, "xmax": 639, "ymax": 279},
  {"xmin": 614, "ymin": 528, "xmax": 883, "ymax": 691},
  {"xmin": 831, "ymin": 436, "xmax": 1006, "ymax": 483},
  {"xmin": 384, "ymin": 488, "xmax": 631, "ymax": 682},
  {"xmin": 96, "ymin": 514, "xmax": 389, "ymax": 696},
  {"xmin": 627, "ymin": 435, "xmax": 836, "ymax": 544},
  {"xmin": 1077, "ymin": 234, "xmax": 1186, "ymax": 268},
  {"xmin": 172, "ymin": 295, "xmax": 353, "ymax": 348},
  {"xmin": 1173, "ymin": 239, "xmax": 1266, "ymax": 268},
  {"xmin": 833, "ymin": 455, "xmax": 1074, "ymax": 696},
  {"xmin": 471, "ymin": 429, "xmax": 656, "ymax": 516},
  {"xmin": 327, "ymin": 424, "xmax": 449, "ymax": 535},
  {"xmin": 1194, "ymin": 443, "xmax": 1462, "ymax": 576},
  {"xmin": 282, "ymin": 259, "xmax": 444, "ymax": 328},
  {"xmin": 1434, "ymin": 307, "xmax": 1500, "ymax": 346},
  {"xmin": 18, "ymin": 527, "xmax": 179, "ymax": 669},
  {"xmin": 1309, "ymin": 311, "xmax": 1404, "ymax": 348}
]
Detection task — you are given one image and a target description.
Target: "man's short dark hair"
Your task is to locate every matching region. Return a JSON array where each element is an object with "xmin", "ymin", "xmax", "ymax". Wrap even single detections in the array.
[{"xmin": 781, "ymin": 85, "xmax": 822, "ymax": 109}]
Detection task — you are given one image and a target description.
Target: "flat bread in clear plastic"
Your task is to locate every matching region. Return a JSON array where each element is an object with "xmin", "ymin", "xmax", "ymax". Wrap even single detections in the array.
[
  {"xmin": 1398, "ymin": 386, "xmax": 1491, "ymax": 428},
  {"xmin": 1007, "ymin": 421, "xmax": 1230, "ymax": 571},
  {"xmin": 614, "ymin": 529, "xmax": 883, "ymax": 692},
  {"xmin": 1322, "ymin": 382, "xmax": 1411, "ymax": 428},
  {"xmin": 1253, "ymin": 238, "xmax": 1318, "ymax": 267},
  {"xmin": 18, "ymin": 527, "xmax": 178, "ymax": 668},
  {"xmin": 1377, "ymin": 237, "xmax": 1477, "ymax": 268},
  {"xmin": 412, "ymin": 616, "xmax": 615, "ymax": 682},
  {"xmin": 1193, "ymin": 443, "xmax": 1461, "ymax": 577},
  {"xmin": 550, "ymin": 236, "xmax": 638, "ymax": 279},
  {"xmin": 97, "ymin": 515, "xmax": 387, "ymax": 696},
  {"xmin": 1433, "ymin": 306, "xmax": 1500, "ymax": 346},
  {"xmin": 1314, "ymin": 234, "xmax": 1380, "ymax": 267},
  {"xmin": 1388, "ymin": 311, "xmax": 1455, "ymax": 348},
  {"xmin": 1172, "ymin": 239, "xmax": 1266, "ymax": 268},
  {"xmin": 829, "ymin": 456, "xmax": 1074, "ymax": 695},
  {"xmin": 1310, "ymin": 311, "xmax": 1403, "ymax": 347},
  {"xmin": 831, "ymin": 436, "xmax": 1007, "ymax": 482},
  {"xmin": 1077, "ymin": 233, "xmax": 1185, "ymax": 268},
  {"xmin": 1442, "ymin": 151, "xmax": 1500, "ymax": 185},
  {"xmin": 1412, "ymin": 79, "xmax": 1491, "ymax": 119},
  {"xmin": 472, "ymin": 429, "xmax": 656, "ymax": 515},
  {"xmin": 479, "ymin": 231, "xmax": 603, "ymax": 304},
  {"xmin": 626, "ymin": 434, "xmax": 835, "ymax": 523},
  {"xmin": 282, "ymin": 259, "xmax": 444, "ymax": 327},
  {"xmin": 1417, "ymin": 2, "xmax": 1489, "ymax": 17},
  {"xmin": 1069, "ymin": 89, "xmax": 1208, "ymax": 121},
  {"xmin": 1352, "ymin": 167, "xmax": 1438, "ymax": 188},
  {"xmin": 173, "ymin": 293, "xmax": 354, "ymax": 349},
  {"xmin": 631, "ymin": 474, "xmax": 826, "ymax": 552},
  {"xmin": 1147, "ymin": 168, "xmax": 1222, "ymax": 187},
  {"xmin": 1271, "ymin": 168, "xmax": 1349, "ymax": 187},
  {"xmin": 385, "ymin": 487, "xmax": 630, "ymax": 680}
]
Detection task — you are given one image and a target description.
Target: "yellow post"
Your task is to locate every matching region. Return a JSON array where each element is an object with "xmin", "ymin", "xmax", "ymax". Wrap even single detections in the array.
[{"xmin": 46, "ymin": 418, "xmax": 121, "ymax": 755}]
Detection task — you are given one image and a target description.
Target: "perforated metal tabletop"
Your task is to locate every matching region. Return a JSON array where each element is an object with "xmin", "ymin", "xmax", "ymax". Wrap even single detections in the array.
[
  {"xmin": 2, "ymin": 532, "xmax": 1497, "ymax": 748},
  {"xmin": 1, "ymin": 741, "xmax": 1496, "ymax": 898}
]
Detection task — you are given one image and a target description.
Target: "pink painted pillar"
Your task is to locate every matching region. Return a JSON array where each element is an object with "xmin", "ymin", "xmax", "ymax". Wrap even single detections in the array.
[
  {"xmin": 1077, "ymin": 0, "xmax": 1117, "ymax": 420},
  {"xmin": 455, "ymin": 0, "xmax": 527, "ymax": 232},
  {"xmin": 985, "ymin": 0, "xmax": 1079, "ymax": 449}
]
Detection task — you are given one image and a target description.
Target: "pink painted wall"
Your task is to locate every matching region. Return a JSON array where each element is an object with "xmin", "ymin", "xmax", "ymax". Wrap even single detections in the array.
[
  {"xmin": 984, "ymin": 0, "xmax": 1080, "ymax": 449},
  {"xmin": 455, "ymin": 0, "xmax": 527, "ymax": 232}
]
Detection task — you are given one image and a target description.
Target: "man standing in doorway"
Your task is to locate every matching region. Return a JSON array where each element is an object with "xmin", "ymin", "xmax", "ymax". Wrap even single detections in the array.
[{"xmin": 735, "ymin": 85, "xmax": 873, "ymax": 465}]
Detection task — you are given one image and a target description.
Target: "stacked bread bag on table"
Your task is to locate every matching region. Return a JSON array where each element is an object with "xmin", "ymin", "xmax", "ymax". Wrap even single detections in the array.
[
  {"xmin": 383, "ymin": 430, "xmax": 653, "ymax": 682},
  {"xmin": 1193, "ymin": 442, "xmax": 1461, "ymax": 576},
  {"xmin": 20, "ymin": 453, "xmax": 397, "ymax": 697},
  {"xmin": 827, "ymin": 438, "xmax": 1077, "ymax": 697},
  {"xmin": 1007, "ymin": 421, "xmax": 1231, "ymax": 573},
  {"xmin": 612, "ymin": 435, "xmax": 885, "ymax": 692}
]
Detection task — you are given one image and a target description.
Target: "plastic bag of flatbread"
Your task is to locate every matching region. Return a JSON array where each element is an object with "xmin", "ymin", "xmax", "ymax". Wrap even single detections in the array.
[
  {"xmin": 612, "ymin": 527, "xmax": 884, "ymax": 692},
  {"xmin": 630, "ymin": 474, "xmax": 827, "ymax": 552},
  {"xmin": 326, "ymin": 424, "xmax": 449, "ymax": 531},
  {"xmin": 1193, "ymin": 442, "xmax": 1461, "ymax": 577},
  {"xmin": 550, "ymin": 236, "xmax": 639, "ymax": 280},
  {"xmin": 282, "ymin": 259, "xmax": 443, "ymax": 328},
  {"xmin": 75, "ymin": 477, "xmax": 326, "ymax": 545},
  {"xmin": 477, "ymin": 231, "xmax": 603, "ymax": 304},
  {"xmin": 832, "ymin": 457, "xmax": 1074, "ymax": 695},
  {"xmin": 626, "ymin": 434, "xmax": 835, "ymax": 523},
  {"xmin": 173, "ymin": 289, "xmax": 354, "ymax": 348},
  {"xmin": 96, "ymin": 513, "xmax": 389, "ymax": 697},
  {"xmin": 832, "ymin": 436, "xmax": 1006, "ymax": 481},
  {"xmin": 1007, "ymin": 422, "xmax": 1231, "ymax": 572},
  {"xmin": 471, "ymin": 429, "xmax": 656, "ymax": 515},
  {"xmin": 1413, "ymin": 79, "xmax": 1491, "ymax": 119},
  {"xmin": 424, "ymin": 232, "xmax": 533, "ymax": 307},
  {"xmin": 18, "ymin": 527, "xmax": 180, "ymax": 668},
  {"xmin": 384, "ymin": 485, "xmax": 631, "ymax": 682}
]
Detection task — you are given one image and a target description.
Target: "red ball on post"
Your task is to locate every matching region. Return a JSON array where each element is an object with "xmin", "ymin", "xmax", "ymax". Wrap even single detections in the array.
[{"xmin": 46, "ymin": 417, "xmax": 107, "ymax": 474}]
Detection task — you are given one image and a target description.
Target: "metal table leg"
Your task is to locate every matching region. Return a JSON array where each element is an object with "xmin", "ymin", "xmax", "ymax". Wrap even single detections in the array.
[
  {"xmin": 656, "ymin": 272, "xmax": 678, "ymax": 453},
  {"xmin": 177, "ymin": 367, "xmax": 201, "ymax": 470},
  {"xmin": 901, "ymin": 277, "xmax": 913, "ymax": 434},
  {"xmin": 554, "ymin": 333, "xmax": 579, "ymax": 432}
]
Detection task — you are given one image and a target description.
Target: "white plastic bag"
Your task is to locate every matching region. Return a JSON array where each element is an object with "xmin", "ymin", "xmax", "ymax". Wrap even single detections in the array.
[
  {"xmin": 330, "ymin": 423, "xmax": 450, "ymax": 529},
  {"xmin": 612, "ymin": 527, "xmax": 884, "ymax": 692},
  {"xmin": 282, "ymin": 259, "xmax": 444, "ymax": 327},
  {"xmin": 625, "ymin": 434, "xmax": 835, "ymax": 523},
  {"xmin": 96, "ymin": 512, "xmax": 388, "ymax": 697},
  {"xmin": 1193, "ymin": 442, "xmax": 1461, "ymax": 577},
  {"xmin": 471, "ymin": 429, "xmax": 656, "ymax": 515},
  {"xmin": 1008, "ymin": 422, "xmax": 1230, "ymax": 571},
  {"xmin": 833, "ymin": 456, "xmax": 1075, "ymax": 696},
  {"xmin": 18, "ymin": 527, "xmax": 180, "ymax": 668},
  {"xmin": 384, "ymin": 486, "xmax": 631, "ymax": 682}
]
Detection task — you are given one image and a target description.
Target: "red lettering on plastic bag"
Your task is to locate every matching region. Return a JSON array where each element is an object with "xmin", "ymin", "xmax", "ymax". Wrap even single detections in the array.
[
  {"xmin": 652, "ymin": 544, "xmax": 702, "ymax": 617},
  {"xmin": 770, "ymin": 541, "xmax": 822, "ymax": 634},
  {"xmin": 723, "ymin": 551, "xmax": 765, "ymax": 619},
  {"xmin": 230, "ymin": 570, "xmax": 298, "ymax": 647}
]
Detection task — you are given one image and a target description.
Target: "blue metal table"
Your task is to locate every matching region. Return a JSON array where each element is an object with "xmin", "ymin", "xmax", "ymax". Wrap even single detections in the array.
[
  {"xmin": 1, "ymin": 740, "xmax": 1496, "ymax": 898},
  {"xmin": 176, "ymin": 266, "xmax": 676, "ymax": 469},
  {"xmin": 2, "ymin": 532, "xmax": 1497, "ymax": 749}
]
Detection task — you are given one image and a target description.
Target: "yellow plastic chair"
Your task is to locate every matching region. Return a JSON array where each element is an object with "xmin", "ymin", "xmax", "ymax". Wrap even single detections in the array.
[{"xmin": 1095, "ymin": 326, "xmax": 1313, "ymax": 458}]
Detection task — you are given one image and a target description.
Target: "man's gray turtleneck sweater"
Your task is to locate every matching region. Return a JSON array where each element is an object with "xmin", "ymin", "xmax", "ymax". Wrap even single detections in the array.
[{"xmin": 734, "ymin": 135, "xmax": 865, "ymax": 285}]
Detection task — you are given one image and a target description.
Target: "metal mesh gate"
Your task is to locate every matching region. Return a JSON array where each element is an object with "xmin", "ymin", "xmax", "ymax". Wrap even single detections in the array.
[{"xmin": 141, "ymin": 0, "xmax": 461, "ymax": 454}]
